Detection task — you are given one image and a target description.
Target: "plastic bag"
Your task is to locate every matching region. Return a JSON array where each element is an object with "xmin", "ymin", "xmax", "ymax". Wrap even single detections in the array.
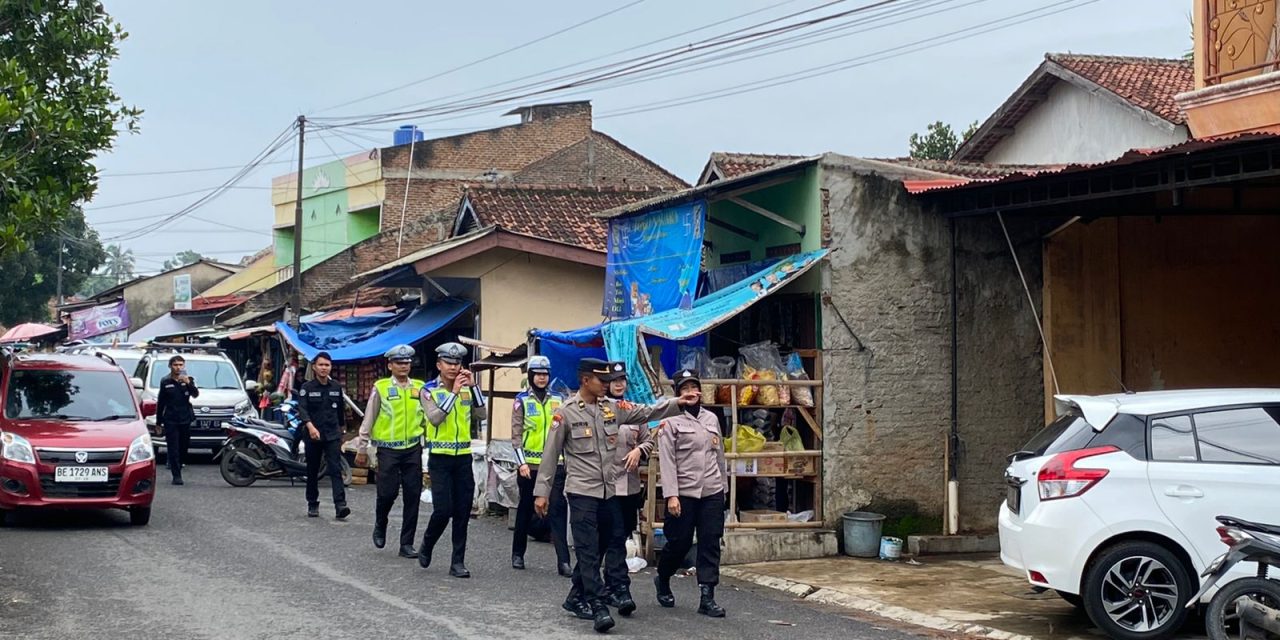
[
  {"xmin": 709, "ymin": 356, "xmax": 734, "ymax": 404},
  {"xmin": 679, "ymin": 345, "xmax": 717, "ymax": 401},
  {"xmin": 739, "ymin": 342, "xmax": 785, "ymax": 406},
  {"xmin": 785, "ymin": 352, "xmax": 814, "ymax": 408},
  {"xmin": 779, "ymin": 424, "xmax": 804, "ymax": 451},
  {"xmin": 728, "ymin": 424, "xmax": 765, "ymax": 453}
]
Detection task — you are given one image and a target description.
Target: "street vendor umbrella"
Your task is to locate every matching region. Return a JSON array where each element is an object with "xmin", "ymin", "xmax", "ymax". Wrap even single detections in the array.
[{"xmin": 0, "ymin": 323, "xmax": 60, "ymax": 343}]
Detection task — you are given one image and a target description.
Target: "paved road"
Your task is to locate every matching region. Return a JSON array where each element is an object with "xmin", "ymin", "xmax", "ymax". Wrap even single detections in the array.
[{"xmin": 0, "ymin": 459, "xmax": 950, "ymax": 640}]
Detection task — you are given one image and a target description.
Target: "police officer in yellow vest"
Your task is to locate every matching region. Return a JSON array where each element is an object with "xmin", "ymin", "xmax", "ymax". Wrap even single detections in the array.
[
  {"xmin": 417, "ymin": 342, "xmax": 486, "ymax": 578},
  {"xmin": 510, "ymin": 354, "xmax": 572, "ymax": 572},
  {"xmin": 356, "ymin": 344, "xmax": 427, "ymax": 559}
]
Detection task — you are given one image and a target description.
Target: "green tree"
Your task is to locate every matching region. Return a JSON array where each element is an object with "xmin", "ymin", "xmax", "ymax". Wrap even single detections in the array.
[
  {"xmin": 0, "ymin": 208, "xmax": 104, "ymax": 324},
  {"xmin": 908, "ymin": 120, "xmax": 980, "ymax": 160},
  {"xmin": 0, "ymin": 0, "xmax": 141, "ymax": 255},
  {"xmin": 102, "ymin": 243, "xmax": 134, "ymax": 285},
  {"xmin": 162, "ymin": 249, "xmax": 203, "ymax": 271}
]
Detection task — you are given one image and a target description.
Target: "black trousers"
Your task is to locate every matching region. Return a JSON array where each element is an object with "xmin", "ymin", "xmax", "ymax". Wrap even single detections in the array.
[
  {"xmin": 658, "ymin": 492, "xmax": 725, "ymax": 586},
  {"xmin": 512, "ymin": 465, "xmax": 571, "ymax": 564},
  {"xmin": 374, "ymin": 445, "xmax": 423, "ymax": 548},
  {"xmin": 164, "ymin": 422, "xmax": 191, "ymax": 477},
  {"xmin": 567, "ymin": 494, "xmax": 625, "ymax": 606},
  {"xmin": 304, "ymin": 437, "xmax": 346, "ymax": 508},
  {"xmin": 422, "ymin": 453, "xmax": 474, "ymax": 562},
  {"xmin": 603, "ymin": 491, "xmax": 645, "ymax": 591}
]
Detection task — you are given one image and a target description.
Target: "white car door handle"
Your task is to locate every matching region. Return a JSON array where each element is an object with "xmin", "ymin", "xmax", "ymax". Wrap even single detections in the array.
[{"xmin": 1164, "ymin": 486, "xmax": 1204, "ymax": 499}]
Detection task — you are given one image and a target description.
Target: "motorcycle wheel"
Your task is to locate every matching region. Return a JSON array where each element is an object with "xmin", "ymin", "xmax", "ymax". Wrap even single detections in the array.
[
  {"xmin": 219, "ymin": 439, "xmax": 262, "ymax": 487},
  {"xmin": 1206, "ymin": 577, "xmax": 1280, "ymax": 640},
  {"xmin": 317, "ymin": 457, "xmax": 354, "ymax": 487}
]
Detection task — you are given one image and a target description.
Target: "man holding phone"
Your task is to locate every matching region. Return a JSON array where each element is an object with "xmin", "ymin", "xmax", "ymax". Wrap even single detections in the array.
[
  {"xmin": 418, "ymin": 342, "xmax": 486, "ymax": 578},
  {"xmin": 295, "ymin": 351, "xmax": 349, "ymax": 520},
  {"xmin": 155, "ymin": 355, "xmax": 199, "ymax": 485}
]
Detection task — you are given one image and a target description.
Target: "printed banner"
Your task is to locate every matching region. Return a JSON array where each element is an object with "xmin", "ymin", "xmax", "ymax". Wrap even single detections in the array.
[
  {"xmin": 173, "ymin": 274, "xmax": 192, "ymax": 310},
  {"xmin": 602, "ymin": 199, "xmax": 706, "ymax": 319},
  {"xmin": 68, "ymin": 301, "xmax": 131, "ymax": 341}
]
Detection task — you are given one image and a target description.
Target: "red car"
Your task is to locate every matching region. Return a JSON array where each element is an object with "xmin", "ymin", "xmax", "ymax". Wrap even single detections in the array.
[{"xmin": 0, "ymin": 351, "xmax": 156, "ymax": 526}]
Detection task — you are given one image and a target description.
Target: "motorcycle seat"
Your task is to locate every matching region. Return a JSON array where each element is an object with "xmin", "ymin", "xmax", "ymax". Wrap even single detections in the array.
[
  {"xmin": 1217, "ymin": 515, "xmax": 1280, "ymax": 536},
  {"xmin": 238, "ymin": 417, "xmax": 296, "ymax": 441}
]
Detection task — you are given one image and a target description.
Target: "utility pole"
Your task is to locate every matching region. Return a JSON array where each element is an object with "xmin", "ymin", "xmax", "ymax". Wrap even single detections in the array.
[
  {"xmin": 291, "ymin": 115, "xmax": 305, "ymax": 328},
  {"xmin": 56, "ymin": 238, "xmax": 65, "ymax": 305}
]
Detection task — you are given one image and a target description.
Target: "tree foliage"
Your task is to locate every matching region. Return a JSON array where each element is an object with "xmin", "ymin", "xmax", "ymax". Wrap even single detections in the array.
[
  {"xmin": 908, "ymin": 120, "xmax": 980, "ymax": 160},
  {"xmin": 162, "ymin": 249, "xmax": 203, "ymax": 271},
  {"xmin": 0, "ymin": 207, "xmax": 104, "ymax": 324},
  {"xmin": 0, "ymin": 0, "xmax": 141, "ymax": 254}
]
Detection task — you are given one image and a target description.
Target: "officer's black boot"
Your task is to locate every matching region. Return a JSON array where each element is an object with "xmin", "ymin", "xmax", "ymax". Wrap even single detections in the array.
[
  {"xmin": 417, "ymin": 540, "xmax": 434, "ymax": 569},
  {"xmin": 558, "ymin": 561, "xmax": 573, "ymax": 578},
  {"xmin": 511, "ymin": 554, "xmax": 525, "ymax": 570},
  {"xmin": 697, "ymin": 584, "xmax": 726, "ymax": 618},
  {"xmin": 372, "ymin": 523, "xmax": 386, "ymax": 549},
  {"xmin": 449, "ymin": 549, "xmax": 470, "ymax": 578},
  {"xmin": 613, "ymin": 586, "xmax": 637, "ymax": 617},
  {"xmin": 306, "ymin": 503, "xmax": 319, "ymax": 518},
  {"xmin": 590, "ymin": 600, "xmax": 616, "ymax": 633},
  {"xmin": 562, "ymin": 595, "xmax": 593, "ymax": 620},
  {"xmin": 398, "ymin": 544, "xmax": 417, "ymax": 558},
  {"xmin": 654, "ymin": 574, "xmax": 675, "ymax": 608},
  {"xmin": 335, "ymin": 503, "xmax": 350, "ymax": 520}
]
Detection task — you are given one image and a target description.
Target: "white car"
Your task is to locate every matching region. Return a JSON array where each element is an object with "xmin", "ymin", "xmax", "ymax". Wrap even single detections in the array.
[
  {"xmin": 131, "ymin": 346, "xmax": 258, "ymax": 454},
  {"xmin": 999, "ymin": 389, "xmax": 1280, "ymax": 640}
]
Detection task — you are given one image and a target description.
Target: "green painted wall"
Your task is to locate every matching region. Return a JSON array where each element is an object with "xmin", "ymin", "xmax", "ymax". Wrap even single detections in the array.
[
  {"xmin": 704, "ymin": 165, "xmax": 821, "ymax": 266},
  {"xmin": 273, "ymin": 159, "xmax": 381, "ymax": 271}
]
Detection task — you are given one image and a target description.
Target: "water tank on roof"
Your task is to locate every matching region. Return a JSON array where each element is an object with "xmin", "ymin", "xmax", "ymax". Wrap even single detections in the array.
[{"xmin": 394, "ymin": 125, "xmax": 424, "ymax": 146}]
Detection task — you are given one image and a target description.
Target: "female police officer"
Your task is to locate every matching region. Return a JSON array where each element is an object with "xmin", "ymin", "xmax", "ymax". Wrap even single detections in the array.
[{"xmin": 655, "ymin": 368, "xmax": 728, "ymax": 618}]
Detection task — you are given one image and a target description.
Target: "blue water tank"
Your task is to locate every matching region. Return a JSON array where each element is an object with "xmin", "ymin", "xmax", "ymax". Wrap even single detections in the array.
[{"xmin": 394, "ymin": 125, "xmax": 424, "ymax": 146}]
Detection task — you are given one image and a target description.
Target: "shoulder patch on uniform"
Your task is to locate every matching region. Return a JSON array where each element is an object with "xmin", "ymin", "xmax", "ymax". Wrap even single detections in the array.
[{"xmin": 617, "ymin": 400, "xmax": 636, "ymax": 410}]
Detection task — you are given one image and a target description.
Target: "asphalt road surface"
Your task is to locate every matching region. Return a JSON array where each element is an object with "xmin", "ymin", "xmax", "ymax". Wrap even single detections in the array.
[{"xmin": 0, "ymin": 459, "xmax": 952, "ymax": 640}]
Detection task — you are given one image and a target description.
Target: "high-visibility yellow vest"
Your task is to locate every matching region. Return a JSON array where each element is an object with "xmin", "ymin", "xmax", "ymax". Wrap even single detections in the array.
[
  {"xmin": 517, "ymin": 391, "xmax": 562, "ymax": 465},
  {"xmin": 426, "ymin": 382, "xmax": 472, "ymax": 456},
  {"xmin": 370, "ymin": 378, "xmax": 426, "ymax": 449}
]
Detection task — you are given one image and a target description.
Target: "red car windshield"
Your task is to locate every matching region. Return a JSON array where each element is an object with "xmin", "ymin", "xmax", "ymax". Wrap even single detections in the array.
[{"xmin": 4, "ymin": 370, "xmax": 139, "ymax": 421}]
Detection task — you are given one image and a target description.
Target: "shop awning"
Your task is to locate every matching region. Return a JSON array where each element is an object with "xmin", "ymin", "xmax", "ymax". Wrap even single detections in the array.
[{"xmin": 275, "ymin": 298, "xmax": 473, "ymax": 363}]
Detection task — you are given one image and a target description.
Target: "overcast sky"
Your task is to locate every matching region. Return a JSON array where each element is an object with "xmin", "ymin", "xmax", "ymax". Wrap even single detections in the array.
[{"xmin": 90, "ymin": 0, "xmax": 1187, "ymax": 272}]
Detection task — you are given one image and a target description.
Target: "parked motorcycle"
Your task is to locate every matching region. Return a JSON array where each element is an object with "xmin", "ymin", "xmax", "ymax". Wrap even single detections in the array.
[
  {"xmin": 1187, "ymin": 515, "xmax": 1280, "ymax": 640},
  {"xmin": 214, "ymin": 401, "xmax": 352, "ymax": 488}
]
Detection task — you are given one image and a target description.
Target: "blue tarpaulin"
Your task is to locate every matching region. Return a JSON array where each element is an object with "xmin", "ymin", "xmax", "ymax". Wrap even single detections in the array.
[
  {"xmin": 533, "ymin": 250, "xmax": 827, "ymax": 402},
  {"xmin": 603, "ymin": 200, "xmax": 706, "ymax": 319},
  {"xmin": 276, "ymin": 299, "xmax": 473, "ymax": 363}
]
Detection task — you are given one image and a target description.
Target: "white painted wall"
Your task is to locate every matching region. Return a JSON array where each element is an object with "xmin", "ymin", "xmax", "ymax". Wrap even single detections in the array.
[{"xmin": 984, "ymin": 81, "xmax": 1189, "ymax": 165}]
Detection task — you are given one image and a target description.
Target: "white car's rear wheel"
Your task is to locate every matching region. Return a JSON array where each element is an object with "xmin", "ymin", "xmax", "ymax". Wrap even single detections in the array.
[{"xmin": 1083, "ymin": 541, "xmax": 1192, "ymax": 640}]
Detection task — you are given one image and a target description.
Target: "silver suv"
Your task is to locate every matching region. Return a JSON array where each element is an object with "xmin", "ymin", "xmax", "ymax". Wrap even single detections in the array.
[{"xmin": 130, "ymin": 345, "xmax": 258, "ymax": 454}]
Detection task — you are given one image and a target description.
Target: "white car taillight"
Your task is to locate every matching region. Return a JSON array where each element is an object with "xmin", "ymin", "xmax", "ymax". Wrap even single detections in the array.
[{"xmin": 1037, "ymin": 445, "xmax": 1118, "ymax": 500}]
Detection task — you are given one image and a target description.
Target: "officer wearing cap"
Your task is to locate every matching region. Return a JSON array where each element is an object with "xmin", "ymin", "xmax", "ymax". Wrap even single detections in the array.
[
  {"xmin": 534, "ymin": 357, "xmax": 699, "ymax": 633},
  {"xmin": 417, "ymin": 341, "xmax": 486, "ymax": 578},
  {"xmin": 356, "ymin": 344, "xmax": 427, "ymax": 559},
  {"xmin": 654, "ymin": 368, "xmax": 728, "ymax": 618},
  {"xmin": 510, "ymin": 354, "xmax": 571, "ymax": 573},
  {"xmin": 601, "ymin": 367, "xmax": 653, "ymax": 615}
]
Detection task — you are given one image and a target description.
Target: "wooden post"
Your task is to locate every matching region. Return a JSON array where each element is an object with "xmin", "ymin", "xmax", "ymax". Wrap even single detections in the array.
[{"xmin": 729, "ymin": 380, "xmax": 739, "ymax": 526}]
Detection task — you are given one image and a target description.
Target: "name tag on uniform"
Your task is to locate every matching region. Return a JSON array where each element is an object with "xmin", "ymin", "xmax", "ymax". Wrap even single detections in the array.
[{"xmin": 571, "ymin": 424, "xmax": 591, "ymax": 439}]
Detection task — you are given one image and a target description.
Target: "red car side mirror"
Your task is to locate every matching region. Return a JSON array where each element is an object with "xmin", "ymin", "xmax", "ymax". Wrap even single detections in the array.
[{"xmin": 141, "ymin": 399, "xmax": 157, "ymax": 418}]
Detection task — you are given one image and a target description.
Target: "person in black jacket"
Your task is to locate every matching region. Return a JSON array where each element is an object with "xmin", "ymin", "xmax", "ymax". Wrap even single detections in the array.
[
  {"xmin": 156, "ymin": 355, "xmax": 199, "ymax": 485},
  {"xmin": 295, "ymin": 351, "xmax": 350, "ymax": 519}
]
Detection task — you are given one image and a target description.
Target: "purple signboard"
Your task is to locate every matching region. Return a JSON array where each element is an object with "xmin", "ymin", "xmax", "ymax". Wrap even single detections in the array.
[{"xmin": 69, "ymin": 301, "xmax": 131, "ymax": 341}]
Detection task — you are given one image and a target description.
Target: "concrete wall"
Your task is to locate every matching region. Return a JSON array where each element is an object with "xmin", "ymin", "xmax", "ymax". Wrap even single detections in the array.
[
  {"xmin": 428, "ymin": 248, "xmax": 604, "ymax": 439},
  {"xmin": 952, "ymin": 215, "xmax": 1048, "ymax": 531},
  {"xmin": 984, "ymin": 81, "xmax": 1187, "ymax": 164},
  {"xmin": 818, "ymin": 158, "xmax": 952, "ymax": 527},
  {"xmin": 123, "ymin": 263, "xmax": 236, "ymax": 332}
]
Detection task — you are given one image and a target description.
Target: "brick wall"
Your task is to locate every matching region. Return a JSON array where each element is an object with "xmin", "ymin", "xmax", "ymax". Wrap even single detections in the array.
[
  {"xmin": 511, "ymin": 134, "xmax": 688, "ymax": 189},
  {"xmin": 380, "ymin": 106, "xmax": 592, "ymax": 175},
  {"xmin": 379, "ymin": 179, "xmax": 466, "ymax": 234}
]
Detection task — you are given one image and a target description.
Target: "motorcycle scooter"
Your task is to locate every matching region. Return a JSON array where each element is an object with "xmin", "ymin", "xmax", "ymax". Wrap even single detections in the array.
[
  {"xmin": 214, "ymin": 399, "xmax": 352, "ymax": 488},
  {"xmin": 1187, "ymin": 515, "xmax": 1280, "ymax": 640}
]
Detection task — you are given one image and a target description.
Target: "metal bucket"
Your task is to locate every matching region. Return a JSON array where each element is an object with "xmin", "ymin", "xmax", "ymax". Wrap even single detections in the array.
[{"xmin": 841, "ymin": 511, "xmax": 886, "ymax": 557}]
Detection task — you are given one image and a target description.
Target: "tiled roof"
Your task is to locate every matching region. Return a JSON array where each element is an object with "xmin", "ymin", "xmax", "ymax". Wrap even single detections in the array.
[
  {"xmin": 704, "ymin": 152, "xmax": 806, "ymax": 181},
  {"xmin": 465, "ymin": 185, "xmax": 675, "ymax": 251},
  {"xmin": 1047, "ymin": 54, "xmax": 1193, "ymax": 124}
]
